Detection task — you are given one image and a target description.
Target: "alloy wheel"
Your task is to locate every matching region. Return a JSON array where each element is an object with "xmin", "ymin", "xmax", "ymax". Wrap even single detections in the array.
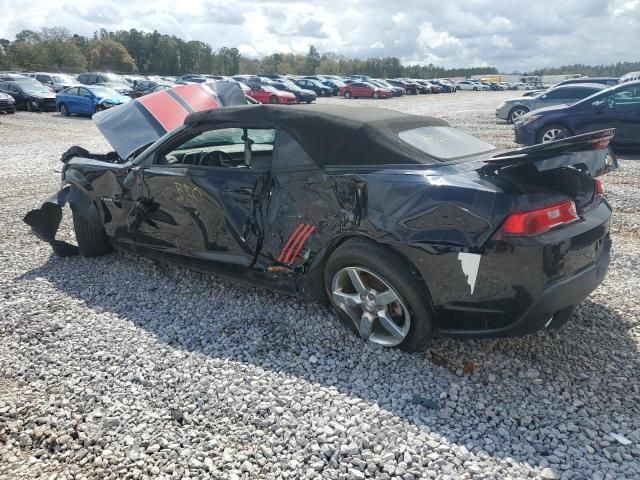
[
  {"xmin": 509, "ymin": 108, "xmax": 527, "ymax": 123},
  {"xmin": 541, "ymin": 128, "xmax": 567, "ymax": 143},
  {"xmin": 331, "ymin": 266, "xmax": 411, "ymax": 347}
]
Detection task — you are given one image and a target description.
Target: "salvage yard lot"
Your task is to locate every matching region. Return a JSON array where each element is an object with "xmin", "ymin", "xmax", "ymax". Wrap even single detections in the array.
[{"xmin": 1, "ymin": 91, "xmax": 639, "ymax": 479}]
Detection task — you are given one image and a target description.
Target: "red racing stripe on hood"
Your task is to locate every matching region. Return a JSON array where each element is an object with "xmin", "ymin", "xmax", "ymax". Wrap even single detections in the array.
[
  {"xmin": 137, "ymin": 91, "xmax": 190, "ymax": 132},
  {"xmin": 172, "ymin": 84, "xmax": 220, "ymax": 111}
]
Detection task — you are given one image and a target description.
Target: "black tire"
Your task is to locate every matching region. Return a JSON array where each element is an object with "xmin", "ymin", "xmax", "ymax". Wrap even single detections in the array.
[
  {"xmin": 306, "ymin": 100, "xmax": 312, "ymax": 104},
  {"xmin": 473, "ymin": 87, "xmax": 478, "ymax": 91},
  {"xmin": 71, "ymin": 207, "xmax": 112, "ymax": 257},
  {"xmin": 26, "ymin": 101, "xmax": 33, "ymax": 112},
  {"xmin": 60, "ymin": 103, "xmax": 70, "ymax": 117},
  {"xmin": 324, "ymin": 239, "xmax": 434, "ymax": 352},
  {"xmin": 537, "ymin": 123, "xmax": 572, "ymax": 144},
  {"xmin": 373, "ymin": 91, "xmax": 380, "ymax": 99},
  {"xmin": 508, "ymin": 106, "xmax": 529, "ymax": 123},
  {"xmin": 344, "ymin": 91, "xmax": 352, "ymax": 99},
  {"xmin": 269, "ymin": 95, "xmax": 278, "ymax": 104}
]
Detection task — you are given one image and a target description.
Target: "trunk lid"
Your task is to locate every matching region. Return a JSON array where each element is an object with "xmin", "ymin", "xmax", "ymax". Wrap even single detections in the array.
[{"xmin": 480, "ymin": 129, "xmax": 618, "ymax": 211}]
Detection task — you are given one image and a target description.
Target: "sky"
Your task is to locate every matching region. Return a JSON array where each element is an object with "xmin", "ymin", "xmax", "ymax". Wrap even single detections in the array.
[{"xmin": 0, "ymin": 0, "xmax": 639, "ymax": 71}]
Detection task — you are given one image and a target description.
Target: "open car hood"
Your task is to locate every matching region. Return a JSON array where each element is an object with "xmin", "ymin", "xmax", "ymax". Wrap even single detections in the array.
[{"xmin": 93, "ymin": 81, "xmax": 247, "ymax": 160}]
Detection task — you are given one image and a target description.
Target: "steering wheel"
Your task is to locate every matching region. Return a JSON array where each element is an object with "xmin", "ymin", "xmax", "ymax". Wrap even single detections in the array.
[{"xmin": 216, "ymin": 151, "xmax": 237, "ymax": 168}]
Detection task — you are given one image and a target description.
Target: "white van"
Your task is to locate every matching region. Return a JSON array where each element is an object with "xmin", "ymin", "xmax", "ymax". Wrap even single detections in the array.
[{"xmin": 620, "ymin": 71, "xmax": 640, "ymax": 83}]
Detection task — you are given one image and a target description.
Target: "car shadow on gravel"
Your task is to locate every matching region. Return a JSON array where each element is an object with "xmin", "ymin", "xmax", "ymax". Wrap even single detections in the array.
[{"xmin": 18, "ymin": 252, "xmax": 640, "ymax": 469}]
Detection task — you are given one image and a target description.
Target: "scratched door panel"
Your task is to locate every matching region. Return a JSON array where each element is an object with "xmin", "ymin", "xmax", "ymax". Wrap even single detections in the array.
[{"xmin": 128, "ymin": 166, "xmax": 190, "ymax": 253}]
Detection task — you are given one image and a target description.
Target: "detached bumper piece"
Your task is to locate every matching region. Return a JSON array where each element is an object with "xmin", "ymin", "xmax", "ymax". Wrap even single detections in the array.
[{"xmin": 23, "ymin": 187, "xmax": 79, "ymax": 257}]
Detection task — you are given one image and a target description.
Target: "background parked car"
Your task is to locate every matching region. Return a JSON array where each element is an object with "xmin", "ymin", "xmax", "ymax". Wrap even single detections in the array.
[
  {"xmin": 0, "ymin": 91, "xmax": 16, "ymax": 113},
  {"xmin": 0, "ymin": 79, "xmax": 56, "ymax": 111},
  {"xmin": 339, "ymin": 82, "xmax": 392, "ymax": 99},
  {"xmin": 26, "ymin": 73, "xmax": 79, "ymax": 92},
  {"xmin": 57, "ymin": 85, "xmax": 131, "ymax": 116},
  {"xmin": 430, "ymin": 79, "xmax": 455, "ymax": 93},
  {"xmin": 369, "ymin": 79, "xmax": 404, "ymax": 96},
  {"xmin": 514, "ymin": 80, "xmax": 640, "ymax": 145},
  {"xmin": 272, "ymin": 80, "xmax": 317, "ymax": 103},
  {"xmin": 0, "ymin": 72, "xmax": 30, "ymax": 81},
  {"xmin": 247, "ymin": 85, "xmax": 298, "ymax": 104},
  {"xmin": 132, "ymin": 80, "xmax": 171, "ymax": 98},
  {"xmin": 413, "ymin": 80, "xmax": 436, "ymax": 93},
  {"xmin": 456, "ymin": 80, "xmax": 483, "ymax": 91},
  {"xmin": 497, "ymin": 83, "xmax": 606, "ymax": 123},
  {"xmin": 387, "ymin": 79, "xmax": 418, "ymax": 95},
  {"xmin": 620, "ymin": 71, "xmax": 640, "ymax": 83},
  {"xmin": 320, "ymin": 79, "xmax": 345, "ymax": 95},
  {"xmin": 555, "ymin": 77, "xmax": 619, "ymax": 87},
  {"xmin": 77, "ymin": 72, "xmax": 134, "ymax": 96},
  {"xmin": 176, "ymin": 74, "xmax": 208, "ymax": 83},
  {"xmin": 295, "ymin": 78, "xmax": 333, "ymax": 96}
]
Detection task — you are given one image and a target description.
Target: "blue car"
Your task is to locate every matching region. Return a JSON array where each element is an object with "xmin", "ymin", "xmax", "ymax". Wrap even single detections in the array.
[
  {"xmin": 515, "ymin": 80, "xmax": 640, "ymax": 146},
  {"xmin": 56, "ymin": 85, "xmax": 131, "ymax": 116}
]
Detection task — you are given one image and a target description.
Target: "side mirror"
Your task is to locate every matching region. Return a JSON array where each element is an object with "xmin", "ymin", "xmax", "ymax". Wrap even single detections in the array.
[
  {"xmin": 540, "ymin": 94, "xmax": 547, "ymax": 100},
  {"xmin": 251, "ymin": 86, "xmax": 260, "ymax": 91},
  {"xmin": 592, "ymin": 100, "xmax": 605, "ymax": 109}
]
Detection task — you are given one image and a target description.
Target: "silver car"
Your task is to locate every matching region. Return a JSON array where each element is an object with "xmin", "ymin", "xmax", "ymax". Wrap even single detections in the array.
[
  {"xmin": 29, "ymin": 73, "xmax": 80, "ymax": 93},
  {"xmin": 496, "ymin": 83, "xmax": 605, "ymax": 123}
]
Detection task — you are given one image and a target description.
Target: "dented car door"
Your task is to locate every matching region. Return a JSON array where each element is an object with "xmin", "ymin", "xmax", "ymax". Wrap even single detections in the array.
[{"xmin": 125, "ymin": 164, "xmax": 269, "ymax": 268}]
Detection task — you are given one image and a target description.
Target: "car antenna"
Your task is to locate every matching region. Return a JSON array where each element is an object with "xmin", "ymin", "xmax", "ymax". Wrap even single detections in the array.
[{"xmin": 242, "ymin": 128, "xmax": 253, "ymax": 167}]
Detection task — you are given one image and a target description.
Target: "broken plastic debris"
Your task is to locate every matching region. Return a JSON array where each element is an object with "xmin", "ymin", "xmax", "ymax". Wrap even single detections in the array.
[
  {"xmin": 609, "ymin": 433, "xmax": 632, "ymax": 445},
  {"xmin": 410, "ymin": 395, "xmax": 439, "ymax": 409}
]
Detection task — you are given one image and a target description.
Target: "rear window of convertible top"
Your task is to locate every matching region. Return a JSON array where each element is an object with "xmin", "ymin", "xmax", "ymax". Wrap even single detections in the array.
[{"xmin": 399, "ymin": 126, "xmax": 496, "ymax": 161}]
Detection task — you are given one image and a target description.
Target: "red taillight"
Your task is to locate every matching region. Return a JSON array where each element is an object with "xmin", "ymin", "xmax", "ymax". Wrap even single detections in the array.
[
  {"xmin": 595, "ymin": 178, "xmax": 604, "ymax": 195},
  {"xmin": 498, "ymin": 200, "xmax": 579, "ymax": 236}
]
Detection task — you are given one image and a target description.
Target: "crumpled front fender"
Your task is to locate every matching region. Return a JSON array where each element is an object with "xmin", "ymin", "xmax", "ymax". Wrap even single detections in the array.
[{"xmin": 23, "ymin": 183, "xmax": 101, "ymax": 257}]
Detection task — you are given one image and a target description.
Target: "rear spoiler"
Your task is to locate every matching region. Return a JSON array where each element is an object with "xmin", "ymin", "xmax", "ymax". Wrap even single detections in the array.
[{"xmin": 481, "ymin": 129, "xmax": 618, "ymax": 176}]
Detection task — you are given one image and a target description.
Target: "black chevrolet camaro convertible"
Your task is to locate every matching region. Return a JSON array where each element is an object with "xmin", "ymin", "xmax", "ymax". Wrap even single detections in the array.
[{"xmin": 25, "ymin": 87, "xmax": 617, "ymax": 351}]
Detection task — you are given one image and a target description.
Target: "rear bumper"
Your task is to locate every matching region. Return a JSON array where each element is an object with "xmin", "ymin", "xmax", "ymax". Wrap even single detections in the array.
[
  {"xmin": 441, "ymin": 235, "xmax": 611, "ymax": 338},
  {"xmin": 394, "ymin": 199, "xmax": 613, "ymax": 339}
]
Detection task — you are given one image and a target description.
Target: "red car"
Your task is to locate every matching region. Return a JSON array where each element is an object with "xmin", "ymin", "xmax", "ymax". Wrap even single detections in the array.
[
  {"xmin": 339, "ymin": 82, "xmax": 393, "ymax": 99},
  {"xmin": 247, "ymin": 86, "xmax": 298, "ymax": 104}
]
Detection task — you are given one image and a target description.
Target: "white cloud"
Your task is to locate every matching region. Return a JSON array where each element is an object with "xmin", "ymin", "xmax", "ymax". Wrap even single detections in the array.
[{"xmin": 0, "ymin": 0, "xmax": 637, "ymax": 71}]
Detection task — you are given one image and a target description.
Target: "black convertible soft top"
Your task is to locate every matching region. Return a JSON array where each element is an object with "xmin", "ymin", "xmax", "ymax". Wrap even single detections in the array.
[{"xmin": 185, "ymin": 104, "xmax": 450, "ymax": 166}]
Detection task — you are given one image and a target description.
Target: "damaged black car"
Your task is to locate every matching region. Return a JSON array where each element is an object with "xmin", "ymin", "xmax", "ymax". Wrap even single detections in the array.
[{"xmin": 25, "ymin": 98, "xmax": 617, "ymax": 351}]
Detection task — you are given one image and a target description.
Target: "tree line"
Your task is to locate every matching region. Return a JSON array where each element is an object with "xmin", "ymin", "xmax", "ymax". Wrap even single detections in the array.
[
  {"xmin": 530, "ymin": 62, "xmax": 640, "ymax": 77},
  {"xmin": 8, "ymin": 26, "xmax": 638, "ymax": 79},
  {"xmin": 0, "ymin": 27, "xmax": 501, "ymax": 79}
]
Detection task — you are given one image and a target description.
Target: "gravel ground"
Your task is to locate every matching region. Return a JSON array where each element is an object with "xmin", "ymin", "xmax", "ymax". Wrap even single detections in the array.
[{"xmin": 1, "ymin": 91, "xmax": 639, "ymax": 480}]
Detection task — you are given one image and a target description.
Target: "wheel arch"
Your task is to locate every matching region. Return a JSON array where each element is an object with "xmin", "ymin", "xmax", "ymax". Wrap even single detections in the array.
[
  {"xmin": 304, "ymin": 233, "xmax": 434, "ymax": 311},
  {"xmin": 508, "ymin": 105, "xmax": 530, "ymax": 121},
  {"xmin": 62, "ymin": 180, "xmax": 105, "ymax": 227}
]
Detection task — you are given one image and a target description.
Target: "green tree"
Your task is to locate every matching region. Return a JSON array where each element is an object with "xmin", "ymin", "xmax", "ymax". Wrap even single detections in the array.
[
  {"xmin": 0, "ymin": 39, "xmax": 11, "ymax": 69},
  {"xmin": 145, "ymin": 36, "xmax": 180, "ymax": 74},
  {"xmin": 40, "ymin": 27, "xmax": 86, "ymax": 70},
  {"xmin": 89, "ymin": 38, "xmax": 137, "ymax": 72},
  {"xmin": 305, "ymin": 45, "xmax": 321, "ymax": 74}
]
